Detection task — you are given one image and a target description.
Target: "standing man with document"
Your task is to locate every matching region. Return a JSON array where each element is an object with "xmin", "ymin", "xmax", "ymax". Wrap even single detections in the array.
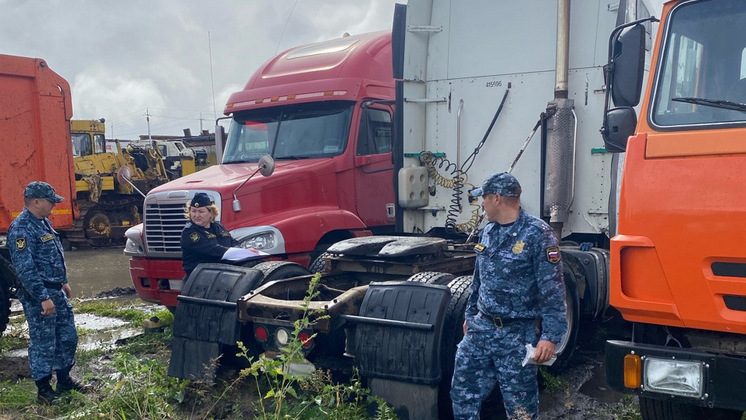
[{"xmin": 180, "ymin": 193, "xmax": 252, "ymax": 278}]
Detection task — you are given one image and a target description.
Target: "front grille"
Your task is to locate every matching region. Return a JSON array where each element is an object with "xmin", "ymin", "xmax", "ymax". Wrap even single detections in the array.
[
  {"xmin": 144, "ymin": 202, "xmax": 188, "ymax": 254},
  {"xmin": 143, "ymin": 190, "xmax": 221, "ymax": 257}
]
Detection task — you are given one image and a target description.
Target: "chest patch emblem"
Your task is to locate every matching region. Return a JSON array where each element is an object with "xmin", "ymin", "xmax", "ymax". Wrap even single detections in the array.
[
  {"xmin": 512, "ymin": 240, "xmax": 525, "ymax": 254},
  {"xmin": 190, "ymin": 232, "xmax": 200, "ymax": 242},
  {"xmin": 15, "ymin": 238, "xmax": 26, "ymax": 250}
]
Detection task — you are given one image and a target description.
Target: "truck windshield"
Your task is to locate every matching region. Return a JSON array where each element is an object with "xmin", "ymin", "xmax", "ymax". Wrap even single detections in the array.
[
  {"xmin": 222, "ymin": 101, "xmax": 354, "ymax": 163},
  {"xmin": 652, "ymin": 0, "xmax": 746, "ymax": 127}
]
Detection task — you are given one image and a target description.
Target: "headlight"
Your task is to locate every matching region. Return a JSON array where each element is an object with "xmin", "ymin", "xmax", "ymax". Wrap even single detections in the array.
[
  {"xmin": 644, "ymin": 357, "xmax": 705, "ymax": 398},
  {"xmin": 231, "ymin": 225, "xmax": 286, "ymax": 254},
  {"xmin": 240, "ymin": 232, "xmax": 275, "ymax": 250}
]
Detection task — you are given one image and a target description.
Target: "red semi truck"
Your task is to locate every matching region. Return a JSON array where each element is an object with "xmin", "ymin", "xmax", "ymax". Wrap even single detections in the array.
[{"xmin": 125, "ymin": 31, "xmax": 396, "ymax": 308}]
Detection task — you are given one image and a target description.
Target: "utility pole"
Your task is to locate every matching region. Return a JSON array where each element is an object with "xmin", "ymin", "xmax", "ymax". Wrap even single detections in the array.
[{"xmin": 145, "ymin": 109, "xmax": 152, "ymax": 140}]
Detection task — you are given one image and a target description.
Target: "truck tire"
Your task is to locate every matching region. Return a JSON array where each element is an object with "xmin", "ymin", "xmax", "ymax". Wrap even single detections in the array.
[
  {"xmin": 548, "ymin": 264, "xmax": 581, "ymax": 374},
  {"xmin": 252, "ymin": 261, "xmax": 311, "ymax": 282},
  {"xmin": 309, "ymin": 252, "xmax": 333, "ymax": 274},
  {"xmin": 640, "ymin": 396, "xmax": 743, "ymax": 420},
  {"xmin": 432, "ymin": 275, "xmax": 506, "ymax": 420},
  {"xmin": 407, "ymin": 271, "xmax": 455, "ymax": 285},
  {"xmin": 437, "ymin": 275, "xmax": 472, "ymax": 420}
]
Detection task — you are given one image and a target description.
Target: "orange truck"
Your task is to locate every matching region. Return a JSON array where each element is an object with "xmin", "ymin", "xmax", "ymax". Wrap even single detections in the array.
[
  {"xmin": 0, "ymin": 54, "xmax": 76, "ymax": 335},
  {"xmin": 603, "ymin": 0, "xmax": 746, "ymax": 418}
]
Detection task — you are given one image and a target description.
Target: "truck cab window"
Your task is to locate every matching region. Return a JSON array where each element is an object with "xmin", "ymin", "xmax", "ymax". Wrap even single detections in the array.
[
  {"xmin": 94, "ymin": 134, "xmax": 106, "ymax": 154},
  {"xmin": 652, "ymin": 0, "xmax": 746, "ymax": 127},
  {"xmin": 357, "ymin": 107, "xmax": 392, "ymax": 156},
  {"xmin": 223, "ymin": 101, "xmax": 353, "ymax": 163},
  {"xmin": 71, "ymin": 133, "xmax": 92, "ymax": 157}
]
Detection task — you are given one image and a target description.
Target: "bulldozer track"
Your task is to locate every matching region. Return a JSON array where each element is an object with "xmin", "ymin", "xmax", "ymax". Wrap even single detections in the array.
[{"xmin": 64, "ymin": 195, "xmax": 143, "ymax": 249}]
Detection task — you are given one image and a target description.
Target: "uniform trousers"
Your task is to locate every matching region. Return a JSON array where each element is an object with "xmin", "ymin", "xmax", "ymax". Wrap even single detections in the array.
[
  {"xmin": 19, "ymin": 288, "xmax": 78, "ymax": 380},
  {"xmin": 451, "ymin": 313, "xmax": 539, "ymax": 420}
]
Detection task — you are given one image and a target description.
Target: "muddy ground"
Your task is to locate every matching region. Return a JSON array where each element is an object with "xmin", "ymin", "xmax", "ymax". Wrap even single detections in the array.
[{"xmin": 0, "ymin": 248, "xmax": 640, "ymax": 419}]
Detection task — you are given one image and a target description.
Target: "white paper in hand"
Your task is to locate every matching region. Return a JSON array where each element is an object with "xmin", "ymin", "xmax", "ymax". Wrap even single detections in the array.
[
  {"xmin": 222, "ymin": 247, "xmax": 268, "ymax": 261},
  {"xmin": 521, "ymin": 344, "xmax": 557, "ymax": 367}
]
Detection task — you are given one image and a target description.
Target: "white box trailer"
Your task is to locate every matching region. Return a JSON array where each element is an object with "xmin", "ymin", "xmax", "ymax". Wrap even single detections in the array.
[{"xmin": 398, "ymin": 0, "xmax": 623, "ymax": 240}]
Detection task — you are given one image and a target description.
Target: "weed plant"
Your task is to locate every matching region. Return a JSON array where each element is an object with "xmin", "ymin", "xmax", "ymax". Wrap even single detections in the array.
[
  {"xmin": 0, "ymin": 274, "xmax": 398, "ymax": 419},
  {"xmin": 217, "ymin": 272, "xmax": 398, "ymax": 420}
]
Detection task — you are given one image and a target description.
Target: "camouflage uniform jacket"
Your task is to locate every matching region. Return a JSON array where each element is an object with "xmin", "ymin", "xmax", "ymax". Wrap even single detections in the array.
[
  {"xmin": 7, "ymin": 207, "xmax": 68, "ymax": 303},
  {"xmin": 465, "ymin": 208, "xmax": 567, "ymax": 343}
]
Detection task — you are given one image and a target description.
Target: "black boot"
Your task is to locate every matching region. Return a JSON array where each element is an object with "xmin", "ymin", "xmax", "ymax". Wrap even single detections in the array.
[
  {"xmin": 35, "ymin": 375, "xmax": 58, "ymax": 404},
  {"xmin": 56, "ymin": 366, "xmax": 87, "ymax": 393}
]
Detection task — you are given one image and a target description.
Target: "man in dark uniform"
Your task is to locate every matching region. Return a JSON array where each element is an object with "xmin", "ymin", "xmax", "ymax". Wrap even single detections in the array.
[
  {"xmin": 451, "ymin": 172, "xmax": 567, "ymax": 419},
  {"xmin": 180, "ymin": 192, "xmax": 239, "ymax": 278},
  {"xmin": 7, "ymin": 181, "xmax": 85, "ymax": 404}
]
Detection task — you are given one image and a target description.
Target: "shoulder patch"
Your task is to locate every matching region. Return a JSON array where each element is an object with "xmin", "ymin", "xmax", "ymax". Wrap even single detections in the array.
[
  {"xmin": 546, "ymin": 246, "xmax": 561, "ymax": 263},
  {"xmin": 189, "ymin": 232, "xmax": 200, "ymax": 242},
  {"xmin": 15, "ymin": 238, "xmax": 27, "ymax": 250}
]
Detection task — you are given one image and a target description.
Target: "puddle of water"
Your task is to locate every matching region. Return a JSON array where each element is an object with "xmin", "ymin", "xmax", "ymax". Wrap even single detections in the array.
[
  {"xmin": 5, "ymin": 312, "xmax": 145, "ymax": 354},
  {"xmin": 65, "ymin": 247, "xmax": 133, "ymax": 298},
  {"xmin": 78, "ymin": 327, "xmax": 142, "ymax": 351},
  {"xmin": 75, "ymin": 313, "xmax": 128, "ymax": 330},
  {"xmin": 6, "ymin": 348, "xmax": 28, "ymax": 358}
]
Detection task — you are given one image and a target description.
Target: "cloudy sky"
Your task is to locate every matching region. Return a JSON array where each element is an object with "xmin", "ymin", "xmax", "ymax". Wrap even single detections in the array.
[{"xmin": 1, "ymin": 0, "xmax": 400, "ymax": 139}]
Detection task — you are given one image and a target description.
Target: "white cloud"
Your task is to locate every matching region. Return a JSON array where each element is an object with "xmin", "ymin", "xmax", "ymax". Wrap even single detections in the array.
[{"xmin": 1, "ymin": 0, "xmax": 401, "ymax": 138}]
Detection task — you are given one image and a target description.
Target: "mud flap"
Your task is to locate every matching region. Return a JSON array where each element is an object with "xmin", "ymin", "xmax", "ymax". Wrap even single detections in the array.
[
  {"xmin": 560, "ymin": 246, "xmax": 609, "ymax": 318},
  {"xmin": 353, "ymin": 281, "xmax": 450, "ymax": 419},
  {"xmin": 168, "ymin": 263, "xmax": 264, "ymax": 381}
]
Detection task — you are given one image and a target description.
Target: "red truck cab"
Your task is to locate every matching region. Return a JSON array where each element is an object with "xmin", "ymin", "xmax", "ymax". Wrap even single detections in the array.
[{"xmin": 126, "ymin": 31, "xmax": 395, "ymax": 308}]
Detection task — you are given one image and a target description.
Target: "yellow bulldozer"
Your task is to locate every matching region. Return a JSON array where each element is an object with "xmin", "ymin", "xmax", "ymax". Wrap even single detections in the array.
[{"xmin": 67, "ymin": 119, "xmax": 171, "ymax": 247}]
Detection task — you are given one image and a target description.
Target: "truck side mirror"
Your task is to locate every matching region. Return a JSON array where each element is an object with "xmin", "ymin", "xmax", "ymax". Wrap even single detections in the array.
[
  {"xmin": 232, "ymin": 154, "xmax": 275, "ymax": 212},
  {"xmin": 215, "ymin": 124, "xmax": 227, "ymax": 164},
  {"xmin": 610, "ymin": 24, "xmax": 646, "ymax": 107},
  {"xmin": 602, "ymin": 107, "xmax": 637, "ymax": 152}
]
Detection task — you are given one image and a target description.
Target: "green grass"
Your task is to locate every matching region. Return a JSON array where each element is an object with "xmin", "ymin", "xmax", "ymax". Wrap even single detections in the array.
[
  {"xmin": 75, "ymin": 300, "xmax": 174, "ymax": 325},
  {"xmin": 0, "ymin": 290, "xmax": 398, "ymax": 420},
  {"xmin": 0, "ymin": 334, "xmax": 27, "ymax": 355}
]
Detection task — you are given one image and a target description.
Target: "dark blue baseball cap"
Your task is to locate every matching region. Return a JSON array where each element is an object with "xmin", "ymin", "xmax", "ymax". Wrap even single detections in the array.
[
  {"xmin": 24, "ymin": 181, "xmax": 64, "ymax": 203},
  {"xmin": 471, "ymin": 172, "xmax": 522, "ymax": 197}
]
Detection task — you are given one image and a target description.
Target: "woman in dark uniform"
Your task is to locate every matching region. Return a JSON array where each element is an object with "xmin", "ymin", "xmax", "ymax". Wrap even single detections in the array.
[{"xmin": 180, "ymin": 193, "xmax": 239, "ymax": 278}]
